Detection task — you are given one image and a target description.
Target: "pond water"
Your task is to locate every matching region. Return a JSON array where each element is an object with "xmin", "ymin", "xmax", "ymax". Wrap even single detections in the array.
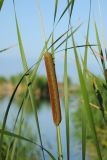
[{"xmin": 0, "ymin": 95, "xmax": 90, "ymax": 160}]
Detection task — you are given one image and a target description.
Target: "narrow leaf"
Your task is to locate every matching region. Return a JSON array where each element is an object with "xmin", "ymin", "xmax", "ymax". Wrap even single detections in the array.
[
  {"xmin": 0, "ymin": 129, "xmax": 56, "ymax": 160},
  {"xmin": 64, "ymin": 39, "xmax": 70, "ymax": 160},
  {"xmin": 0, "ymin": 72, "xmax": 29, "ymax": 155},
  {"xmin": 0, "ymin": 44, "xmax": 16, "ymax": 53},
  {"xmin": 55, "ymin": 24, "xmax": 82, "ymax": 51},
  {"xmin": 0, "ymin": 0, "xmax": 4, "ymax": 10},
  {"xmin": 57, "ymin": 0, "xmax": 73, "ymax": 24},
  {"xmin": 13, "ymin": 1, "xmax": 45, "ymax": 159},
  {"xmin": 72, "ymin": 34, "xmax": 102, "ymax": 160},
  {"xmin": 54, "ymin": 0, "xmax": 58, "ymax": 23},
  {"xmin": 83, "ymin": 0, "xmax": 91, "ymax": 74}
]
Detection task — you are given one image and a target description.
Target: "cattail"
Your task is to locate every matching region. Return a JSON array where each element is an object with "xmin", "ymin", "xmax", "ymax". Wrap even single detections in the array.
[{"xmin": 44, "ymin": 52, "xmax": 62, "ymax": 126}]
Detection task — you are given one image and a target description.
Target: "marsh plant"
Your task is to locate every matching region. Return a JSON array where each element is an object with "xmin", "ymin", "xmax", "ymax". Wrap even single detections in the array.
[{"xmin": 0, "ymin": 0, "xmax": 107, "ymax": 160}]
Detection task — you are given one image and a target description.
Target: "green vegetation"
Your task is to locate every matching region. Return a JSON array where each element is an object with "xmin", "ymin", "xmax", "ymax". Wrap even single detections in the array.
[
  {"xmin": 73, "ymin": 76, "xmax": 107, "ymax": 160},
  {"xmin": 0, "ymin": 0, "xmax": 107, "ymax": 160},
  {"xmin": 0, "ymin": 74, "xmax": 49, "ymax": 98},
  {"xmin": 0, "ymin": 77, "xmax": 7, "ymax": 84}
]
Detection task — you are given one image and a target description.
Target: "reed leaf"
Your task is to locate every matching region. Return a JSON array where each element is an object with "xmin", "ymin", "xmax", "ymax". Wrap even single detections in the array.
[
  {"xmin": 51, "ymin": 33, "xmax": 55, "ymax": 60},
  {"xmin": 82, "ymin": 1, "xmax": 91, "ymax": 159},
  {"xmin": 54, "ymin": 24, "xmax": 82, "ymax": 51},
  {"xmin": 56, "ymin": 44, "xmax": 97, "ymax": 53},
  {"xmin": 57, "ymin": 0, "xmax": 74, "ymax": 24},
  {"xmin": 0, "ymin": 72, "xmax": 29, "ymax": 157},
  {"xmin": 64, "ymin": 40, "xmax": 69, "ymax": 160},
  {"xmin": 0, "ymin": 0, "xmax": 4, "ymax": 10},
  {"xmin": 81, "ymin": 106, "xmax": 86, "ymax": 160},
  {"xmin": 97, "ymin": 0, "xmax": 106, "ymax": 51},
  {"xmin": 30, "ymin": 27, "xmax": 71, "ymax": 83},
  {"xmin": 94, "ymin": 22, "xmax": 102, "ymax": 54},
  {"xmin": 13, "ymin": 91, "xmax": 28, "ymax": 130},
  {"xmin": 0, "ymin": 44, "xmax": 16, "ymax": 53},
  {"xmin": 71, "ymin": 34, "xmax": 102, "ymax": 160},
  {"xmin": 30, "ymin": 25, "xmax": 81, "ymax": 90},
  {"xmin": 31, "ymin": 26, "xmax": 78, "ymax": 84},
  {"xmin": 67, "ymin": 0, "xmax": 75, "ymax": 25},
  {"xmin": 94, "ymin": 22, "xmax": 107, "ymax": 83},
  {"xmin": 48, "ymin": 27, "xmax": 72, "ymax": 50},
  {"xmin": 13, "ymin": 1, "xmax": 45, "ymax": 159},
  {"xmin": 31, "ymin": 35, "xmax": 51, "ymax": 84},
  {"xmin": 0, "ymin": 129, "xmax": 56, "ymax": 160},
  {"xmin": 83, "ymin": 0, "xmax": 91, "ymax": 74},
  {"xmin": 92, "ymin": 81, "xmax": 105, "ymax": 120},
  {"xmin": 10, "ymin": 108, "xmax": 23, "ymax": 160},
  {"xmin": 54, "ymin": 0, "xmax": 58, "ymax": 23},
  {"xmin": 31, "ymin": 26, "xmax": 78, "ymax": 88},
  {"xmin": 63, "ymin": 0, "xmax": 72, "ymax": 154},
  {"xmin": 5, "ymin": 90, "xmax": 28, "ymax": 160},
  {"xmin": 88, "ymin": 42, "xmax": 102, "ymax": 71}
]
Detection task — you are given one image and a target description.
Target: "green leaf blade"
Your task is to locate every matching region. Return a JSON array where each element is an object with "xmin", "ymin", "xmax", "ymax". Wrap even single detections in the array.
[
  {"xmin": 54, "ymin": 0, "xmax": 58, "ymax": 23},
  {"xmin": 64, "ymin": 40, "xmax": 70, "ymax": 160},
  {"xmin": 72, "ymin": 34, "xmax": 102, "ymax": 160},
  {"xmin": 0, "ymin": 0, "xmax": 4, "ymax": 10}
]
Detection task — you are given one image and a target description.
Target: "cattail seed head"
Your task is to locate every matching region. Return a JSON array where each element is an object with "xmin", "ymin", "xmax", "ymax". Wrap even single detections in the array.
[{"xmin": 44, "ymin": 52, "xmax": 62, "ymax": 126}]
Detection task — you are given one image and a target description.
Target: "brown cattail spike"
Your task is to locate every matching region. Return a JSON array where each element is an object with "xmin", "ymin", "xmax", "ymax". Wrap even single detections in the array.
[{"xmin": 44, "ymin": 52, "xmax": 62, "ymax": 126}]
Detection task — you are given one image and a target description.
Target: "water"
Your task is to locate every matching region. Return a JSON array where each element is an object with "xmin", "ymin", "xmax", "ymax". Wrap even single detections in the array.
[{"xmin": 0, "ymin": 95, "xmax": 89, "ymax": 160}]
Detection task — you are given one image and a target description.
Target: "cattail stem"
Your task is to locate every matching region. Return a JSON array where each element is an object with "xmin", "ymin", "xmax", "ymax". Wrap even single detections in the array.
[
  {"xmin": 44, "ymin": 52, "xmax": 63, "ymax": 159},
  {"xmin": 56, "ymin": 126, "xmax": 63, "ymax": 160}
]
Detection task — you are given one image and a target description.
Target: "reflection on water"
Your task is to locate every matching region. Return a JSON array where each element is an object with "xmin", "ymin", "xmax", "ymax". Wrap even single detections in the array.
[{"xmin": 0, "ymin": 94, "xmax": 89, "ymax": 160}]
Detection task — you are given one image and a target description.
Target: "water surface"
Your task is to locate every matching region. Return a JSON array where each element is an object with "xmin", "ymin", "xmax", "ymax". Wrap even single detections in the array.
[{"xmin": 0, "ymin": 95, "xmax": 89, "ymax": 160}]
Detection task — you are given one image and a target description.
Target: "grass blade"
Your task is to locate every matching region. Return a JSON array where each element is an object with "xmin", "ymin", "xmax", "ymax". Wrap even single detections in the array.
[
  {"xmin": 54, "ymin": 0, "xmax": 58, "ymax": 23},
  {"xmin": 57, "ymin": 0, "xmax": 74, "ymax": 25},
  {"xmin": 0, "ymin": 129, "xmax": 56, "ymax": 160},
  {"xmin": 64, "ymin": 40, "xmax": 69, "ymax": 160},
  {"xmin": 13, "ymin": 2, "xmax": 45, "ymax": 159},
  {"xmin": 81, "ymin": 107, "xmax": 86, "ymax": 160},
  {"xmin": 5, "ymin": 90, "xmax": 28, "ymax": 160},
  {"xmin": 82, "ymin": 2, "xmax": 91, "ymax": 158},
  {"xmin": 97, "ymin": 0, "xmax": 106, "ymax": 50},
  {"xmin": 30, "ymin": 25, "xmax": 81, "ymax": 89},
  {"xmin": 71, "ymin": 34, "xmax": 102, "ymax": 160},
  {"xmin": 83, "ymin": 0, "xmax": 91, "ymax": 74},
  {"xmin": 31, "ymin": 26, "xmax": 79, "ymax": 85},
  {"xmin": 0, "ymin": 44, "xmax": 16, "ymax": 53},
  {"xmin": 94, "ymin": 22, "xmax": 102, "ymax": 55},
  {"xmin": 48, "ymin": 27, "xmax": 72, "ymax": 50},
  {"xmin": 51, "ymin": 33, "xmax": 55, "ymax": 59},
  {"xmin": 54, "ymin": 24, "xmax": 82, "ymax": 51},
  {"xmin": 0, "ymin": 0, "xmax": 4, "ymax": 10},
  {"xmin": 0, "ymin": 72, "xmax": 29, "ymax": 156},
  {"xmin": 67, "ymin": 0, "xmax": 75, "ymax": 25},
  {"xmin": 92, "ymin": 80, "xmax": 105, "ymax": 120},
  {"xmin": 94, "ymin": 21, "xmax": 107, "ymax": 83},
  {"xmin": 10, "ymin": 108, "xmax": 23, "ymax": 160},
  {"xmin": 55, "ymin": 44, "xmax": 97, "ymax": 53}
]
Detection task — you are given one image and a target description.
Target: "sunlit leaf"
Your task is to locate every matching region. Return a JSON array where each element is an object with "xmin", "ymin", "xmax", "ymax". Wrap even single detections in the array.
[
  {"xmin": 0, "ymin": 0, "xmax": 4, "ymax": 10},
  {"xmin": 72, "ymin": 34, "xmax": 102, "ymax": 160},
  {"xmin": 54, "ymin": 0, "xmax": 58, "ymax": 23}
]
